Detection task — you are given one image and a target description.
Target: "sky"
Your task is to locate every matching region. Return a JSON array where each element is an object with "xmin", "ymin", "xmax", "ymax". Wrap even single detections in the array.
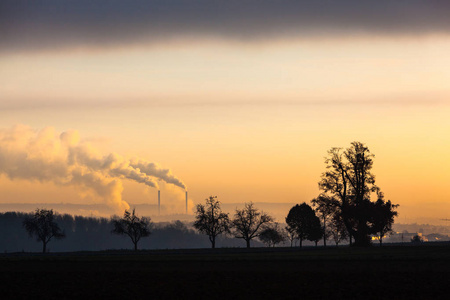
[{"xmin": 1, "ymin": 1, "xmax": 450, "ymax": 224}]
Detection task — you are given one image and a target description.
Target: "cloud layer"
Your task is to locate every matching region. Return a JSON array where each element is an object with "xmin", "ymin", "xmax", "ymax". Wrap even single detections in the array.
[
  {"xmin": 2, "ymin": 0, "xmax": 450, "ymax": 52},
  {"xmin": 0, "ymin": 125, "xmax": 186, "ymax": 212}
]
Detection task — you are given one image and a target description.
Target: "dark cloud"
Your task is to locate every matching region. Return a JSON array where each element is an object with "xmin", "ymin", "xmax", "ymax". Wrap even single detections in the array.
[{"xmin": 1, "ymin": 0, "xmax": 450, "ymax": 52}]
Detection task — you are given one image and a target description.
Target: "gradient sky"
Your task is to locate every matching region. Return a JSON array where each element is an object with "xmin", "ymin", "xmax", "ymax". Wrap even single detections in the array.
[{"xmin": 1, "ymin": 1, "xmax": 450, "ymax": 224}]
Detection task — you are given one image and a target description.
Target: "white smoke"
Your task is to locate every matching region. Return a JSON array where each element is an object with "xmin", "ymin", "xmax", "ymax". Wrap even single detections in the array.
[
  {"xmin": 129, "ymin": 160, "xmax": 185, "ymax": 189},
  {"xmin": 0, "ymin": 125, "xmax": 186, "ymax": 212}
]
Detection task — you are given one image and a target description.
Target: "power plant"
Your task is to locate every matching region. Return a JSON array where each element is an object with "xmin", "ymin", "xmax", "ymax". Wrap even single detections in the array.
[{"xmin": 157, "ymin": 189, "xmax": 188, "ymax": 215}]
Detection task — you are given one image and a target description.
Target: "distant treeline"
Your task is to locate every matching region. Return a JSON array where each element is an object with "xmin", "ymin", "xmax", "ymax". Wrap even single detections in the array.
[{"xmin": 0, "ymin": 211, "xmax": 263, "ymax": 253}]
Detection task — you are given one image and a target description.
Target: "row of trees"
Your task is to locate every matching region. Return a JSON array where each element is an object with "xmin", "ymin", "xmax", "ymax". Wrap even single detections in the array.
[
  {"xmin": 5, "ymin": 211, "xmax": 227, "ymax": 253},
  {"xmin": 193, "ymin": 142, "xmax": 399, "ymax": 248},
  {"xmin": 21, "ymin": 142, "xmax": 399, "ymax": 251},
  {"xmin": 193, "ymin": 197, "xmax": 273, "ymax": 248},
  {"xmin": 192, "ymin": 194, "xmax": 397, "ymax": 249},
  {"xmin": 23, "ymin": 208, "xmax": 153, "ymax": 252},
  {"xmin": 18, "ymin": 198, "xmax": 404, "ymax": 253},
  {"xmin": 23, "ymin": 205, "xmax": 278, "ymax": 252}
]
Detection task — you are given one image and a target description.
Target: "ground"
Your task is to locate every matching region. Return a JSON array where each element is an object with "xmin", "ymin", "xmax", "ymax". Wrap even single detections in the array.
[{"xmin": 1, "ymin": 244, "xmax": 449, "ymax": 299}]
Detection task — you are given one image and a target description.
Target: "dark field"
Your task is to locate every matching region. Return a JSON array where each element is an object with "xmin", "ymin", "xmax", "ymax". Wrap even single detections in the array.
[{"xmin": 1, "ymin": 245, "xmax": 450, "ymax": 299}]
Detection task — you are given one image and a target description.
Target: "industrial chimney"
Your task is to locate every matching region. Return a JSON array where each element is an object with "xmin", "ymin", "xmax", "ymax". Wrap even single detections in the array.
[
  {"xmin": 158, "ymin": 190, "xmax": 161, "ymax": 215},
  {"xmin": 185, "ymin": 191, "xmax": 188, "ymax": 214}
]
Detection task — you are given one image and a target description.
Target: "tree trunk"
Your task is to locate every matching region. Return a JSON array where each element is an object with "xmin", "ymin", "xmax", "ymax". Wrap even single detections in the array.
[
  {"xmin": 353, "ymin": 230, "xmax": 371, "ymax": 247},
  {"xmin": 351, "ymin": 215, "xmax": 372, "ymax": 247},
  {"xmin": 211, "ymin": 237, "xmax": 216, "ymax": 249},
  {"xmin": 323, "ymin": 216, "xmax": 327, "ymax": 247},
  {"xmin": 299, "ymin": 238, "xmax": 303, "ymax": 248},
  {"xmin": 246, "ymin": 239, "xmax": 250, "ymax": 248},
  {"xmin": 134, "ymin": 242, "xmax": 138, "ymax": 251},
  {"xmin": 42, "ymin": 241, "xmax": 47, "ymax": 253},
  {"xmin": 379, "ymin": 237, "xmax": 383, "ymax": 247}
]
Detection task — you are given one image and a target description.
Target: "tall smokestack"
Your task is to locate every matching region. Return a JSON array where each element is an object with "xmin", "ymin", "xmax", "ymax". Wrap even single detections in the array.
[
  {"xmin": 158, "ymin": 190, "xmax": 160, "ymax": 215},
  {"xmin": 185, "ymin": 191, "xmax": 188, "ymax": 214}
]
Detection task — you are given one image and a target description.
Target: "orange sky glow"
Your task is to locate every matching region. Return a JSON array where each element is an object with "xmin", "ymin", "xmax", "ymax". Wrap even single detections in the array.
[{"xmin": 1, "ymin": 2, "xmax": 450, "ymax": 225}]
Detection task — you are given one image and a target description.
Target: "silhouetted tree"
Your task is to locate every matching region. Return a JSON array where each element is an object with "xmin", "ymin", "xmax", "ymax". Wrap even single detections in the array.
[
  {"xmin": 318, "ymin": 142, "xmax": 398, "ymax": 246},
  {"xmin": 193, "ymin": 196, "xmax": 230, "ymax": 248},
  {"xmin": 259, "ymin": 223, "xmax": 286, "ymax": 247},
  {"xmin": 286, "ymin": 203, "xmax": 321, "ymax": 247},
  {"xmin": 23, "ymin": 208, "xmax": 65, "ymax": 253},
  {"xmin": 232, "ymin": 202, "xmax": 273, "ymax": 248},
  {"xmin": 112, "ymin": 209, "xmax": 152, "ymax": 251},
  {"xmin": 285, "ymin": 225, "xmax": 298, "ymax": 247},
  {"xmin": 309, "ymin": 216, "xmax": 324, "ymax": 246},
  {"xmin": 311, "ymin": 194, "xmax": 338, "ymax": 246},
  {"xmin": 372, "ymin": 192, "xmax": 399, "ymax": 246},
  {"xmin": 329, "ymin": 213, "xmax": 348, "ymax": 246}
]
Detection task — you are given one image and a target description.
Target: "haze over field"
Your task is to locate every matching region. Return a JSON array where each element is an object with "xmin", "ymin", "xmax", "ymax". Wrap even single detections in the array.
[{"xmin": 1, "ymin": 1, "xmax": 450, "ymax": 224}]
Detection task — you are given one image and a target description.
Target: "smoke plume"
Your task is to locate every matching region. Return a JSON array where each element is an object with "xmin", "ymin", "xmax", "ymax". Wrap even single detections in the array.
[{"xmin": 0, "ymin": 125, "xmax": 186, "ymax": 212}]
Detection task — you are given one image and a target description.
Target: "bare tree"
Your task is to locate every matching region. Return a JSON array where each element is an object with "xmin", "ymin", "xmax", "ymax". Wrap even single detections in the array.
[
  {"xmin": 328, "ymin": 213, "xmax": 348, "ymax": 247},
  {"xmin": 311, "ymin": 194, "xmax": 338, "ymax": 246},
  {"xmin": 193, "ymin": 196, "xmax": 230, "ymax": 248},
  {"xmin": 232, "ymin": 202, "xmax": 273, "ymax": 248},
  {"xmin": 23, "ymin": 208, "xmax": 65, "ymax": 253},
  {"xmin": 112, "ymin": 209, "xmax": 152, "ymax": 251},
  {"xmin": 285, "ymin": 225, "xmax": 298, "ymax": 247}
]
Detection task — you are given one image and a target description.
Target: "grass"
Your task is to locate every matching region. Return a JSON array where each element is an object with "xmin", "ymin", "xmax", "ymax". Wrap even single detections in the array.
[{"xmin": 1, "ymin": 244, "xmax": 449, "ymax": 299}]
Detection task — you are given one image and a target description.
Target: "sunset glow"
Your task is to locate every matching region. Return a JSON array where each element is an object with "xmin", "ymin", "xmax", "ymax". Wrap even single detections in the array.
[{"xmin": 1, "ymin": 1, "xmax": 450, "ymax": 224}]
